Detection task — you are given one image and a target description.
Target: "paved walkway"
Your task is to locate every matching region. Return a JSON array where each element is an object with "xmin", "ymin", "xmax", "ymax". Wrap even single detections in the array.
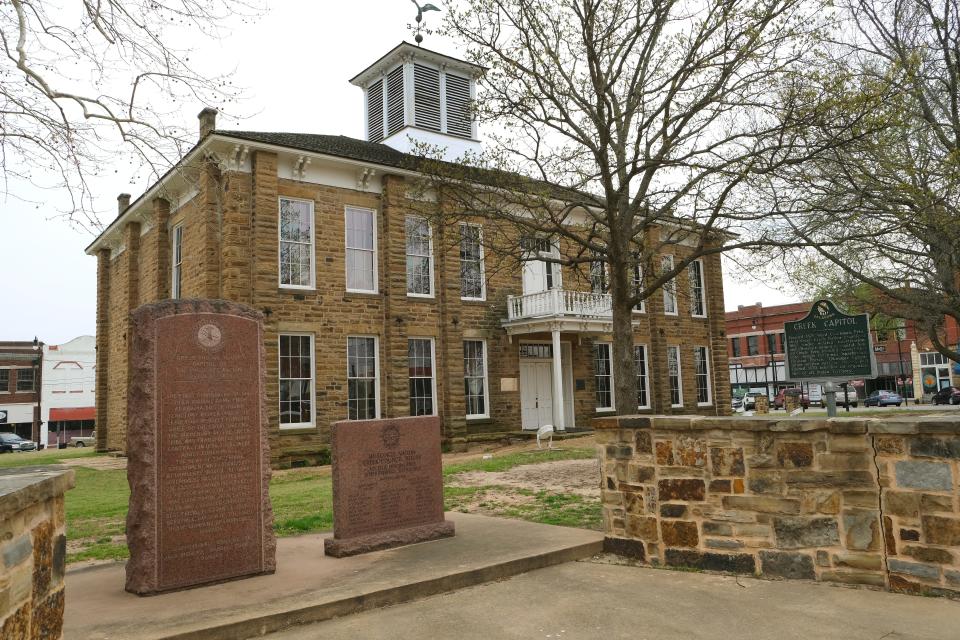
[{"xmin": 265, "ymin": 560, "xmax": 960, "ymax": 640}]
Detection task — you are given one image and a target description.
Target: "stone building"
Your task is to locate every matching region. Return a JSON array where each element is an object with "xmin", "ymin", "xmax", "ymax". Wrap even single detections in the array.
[{"xmin": 87, "ymin": 43, "xmax": 731, "ymax": 467}]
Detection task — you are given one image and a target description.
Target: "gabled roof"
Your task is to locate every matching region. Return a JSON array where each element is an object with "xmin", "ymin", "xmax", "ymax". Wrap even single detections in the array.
[{"xmin": 348, "ymin": 41, "xmax": 486, "ymax": 87}]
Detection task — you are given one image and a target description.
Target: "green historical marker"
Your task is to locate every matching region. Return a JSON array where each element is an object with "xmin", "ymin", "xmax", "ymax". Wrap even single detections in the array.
[{"xmin": 784, "ymin": 299, "xmax": 878, "ymax": 382}]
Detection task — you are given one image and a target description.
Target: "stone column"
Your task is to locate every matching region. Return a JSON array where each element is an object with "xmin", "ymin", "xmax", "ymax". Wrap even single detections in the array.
[
  {"xmin": 151, "ymin": 197, "xmax": 171, "ymax": 300},
  {"xmin": 911, "ymin": 341, "xmax": 922, "ymax": 401},
  {"xmin": 95, "ymin": 249, "xmax": 111, "ymax": 452}
]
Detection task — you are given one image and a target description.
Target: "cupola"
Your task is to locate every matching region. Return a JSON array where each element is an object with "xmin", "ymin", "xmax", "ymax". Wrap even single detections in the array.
[{"xmin": 350, "ymin": 42, "xmax": 485, "ymax": 161}]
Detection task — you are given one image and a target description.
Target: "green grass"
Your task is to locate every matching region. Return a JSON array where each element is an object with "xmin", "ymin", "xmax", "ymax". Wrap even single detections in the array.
[
  {"xmin": 269, "ymin": 468, "xmax": 333, "ymax": 536},
  {"xmin": 0, "ymin": 447, "xmax": 98, "ymax": 469},
  {"xmin": 779, "ymin": 407, "xmax": 950, "ymax": 417},
  {"xmin": 442, "ymin": 447, "xmax": 595, "ymax": 477}
]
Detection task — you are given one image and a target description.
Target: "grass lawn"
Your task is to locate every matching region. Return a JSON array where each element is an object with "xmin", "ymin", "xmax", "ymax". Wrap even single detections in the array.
[{"xmin": 23, "ymin": 443, "xmax": 596, "ymax": 564}]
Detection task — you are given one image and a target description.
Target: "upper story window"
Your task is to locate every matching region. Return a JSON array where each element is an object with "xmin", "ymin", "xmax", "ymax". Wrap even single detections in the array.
[
  {"xmin": 406, "ymin": 216, "xmax": 434, "ymax": 297},
  {"xmin": 731, "ymin": 337, "xmax": 741, "ymax": 357},
  {"xmin": 689, "ymin": 259, "xmax": 706, "ymax": 316},
  {"xmin": 747, "ymin": 335, "xmax": 760, "ymax": 356},
  {"xmin": 633, "ymin": 262, "xmax": 645, "ymax": 312},
  {"xmin": 345, "ymin": 207, "xmax": 377, "ymax": 293},
  {"xmin": 661, "ymin": 255, "xmax": 677, "ymax": 315},
  {"xmin": 171, "ymin": 224, "xmax": 183, "ymax": 299},
  {"xmin": 0, "ymin": 369, "xmax": 9, "ymax": 393},
  {"xmin": 16, "ymin": 368, "xmax": 34, "ymax": 393},
  {"xmin": 279, "ymin": 198, "xmax": 315, "ymax": 289},
  {"xmin": 766, "ymin": 333, "xmax": 777, "ymax": 354},
  {"xmin": 460, "ymin": 224, "xmax": 485, "ymax": 300},
  {"xmin": 590, "ymin": 258, "xmax": 608, "ymax": 294}
]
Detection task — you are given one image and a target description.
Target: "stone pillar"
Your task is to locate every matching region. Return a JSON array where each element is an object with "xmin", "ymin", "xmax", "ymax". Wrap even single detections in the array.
[
  {"xmin": 151, "ymin": 197, "xmax": 171, "ymax": 300},
  {"xmin": 911, "ymin": 341, "xmax": 922, "ymax": 401},
  {"xmin": 754, "ymin": 395, "xmax": 769, "ymax": 414},
  {"xmin": 95, "ymin": 249, "xmax": 111, "ymax": 452},
  {"xmin": 552, "ymin": 327, "xmax": 565, "ymax": 430},
  {"xmin": 124, "ymin": 221, "xmax": 141, "ymax": 310},
  {"xmin": 199, "ymin": 160, "xmax": 222, "ymax": 299},
  {"xmin": 705, "ymin": 251, "xmax": 731, "ymax": 415},
  {"xmin": 220, "ymin": 173, "xmax": 252, "ymax": 304}
]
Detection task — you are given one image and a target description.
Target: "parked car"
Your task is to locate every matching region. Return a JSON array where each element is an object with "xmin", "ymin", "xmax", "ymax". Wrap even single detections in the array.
[
  {"xmin": 773, "ymin": 387, "xmax": 810, "ymax": 410},
  {"xmin": 731, "ymin": 396, "xmax": 744, "ymax": 410},
  {"xmin": 69, "ymin": 431, "xmax": 96, "ymax": 447},
  {"xmin": 742, "ymin": 392, "xmax": 766, "ymax": 410},
  {"xmin": 0, "ymin": 433, "xmax": 37, "ymax": 453},
  {"xmin": 931, "ymin": 387, "xmax": 960, "ymax": 405},
  {"xmin": 864, "ymin": 390, "xmax": 904, "ymax": 407}
]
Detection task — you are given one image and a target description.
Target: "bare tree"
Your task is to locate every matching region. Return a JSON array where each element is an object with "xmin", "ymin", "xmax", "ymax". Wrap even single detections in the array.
[
  {"xmin": 0, "ymin": 0, "xmax": 258, "ymax": 232},
  {"xmin": 754, "ymin": 0, "xmax": 960, "ymax": 361},
  {"xmin": 413, "ymin": 0, "xmax": 865, "ymax": 415}
]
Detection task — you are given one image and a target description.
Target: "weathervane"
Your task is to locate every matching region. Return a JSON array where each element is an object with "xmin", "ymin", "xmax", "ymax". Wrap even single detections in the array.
[{"xmin": 410, "ymin": 0, "xmax": 441, "ymax": 45}]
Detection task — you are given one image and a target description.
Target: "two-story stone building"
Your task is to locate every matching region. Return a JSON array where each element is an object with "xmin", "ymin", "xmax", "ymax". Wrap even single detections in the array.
[{"xmin": 87, "ymin": 43, "xmax": 731, "ymax": 467}]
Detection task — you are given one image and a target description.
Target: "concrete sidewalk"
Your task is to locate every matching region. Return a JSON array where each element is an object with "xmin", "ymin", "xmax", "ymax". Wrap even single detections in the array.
[
  {"xmin": 265, "ymin": 559, "xmax": 960, "ymax": 640},
  {"xmin": 63, "ymin": 513, "xmax": 602, "ymax": 640}
]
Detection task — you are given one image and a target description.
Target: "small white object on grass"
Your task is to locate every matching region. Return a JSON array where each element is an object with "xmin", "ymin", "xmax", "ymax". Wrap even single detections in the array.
[
  {"xmin": 537, "ymin": 424, "xmax": 554, "ymax": 449},
  {"xmin": 482, "ymin": 454, "xmax": 493, "ymax": 460}
]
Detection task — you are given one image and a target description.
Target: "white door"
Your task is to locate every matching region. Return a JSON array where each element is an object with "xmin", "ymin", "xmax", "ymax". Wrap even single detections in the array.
[
  {"xmin": 520, "ymin": 361, "xmax": 554, "ymax": 430},
  {"xmin": 522, "ymin": 260, "xmax": 548, "ymax": 294}
]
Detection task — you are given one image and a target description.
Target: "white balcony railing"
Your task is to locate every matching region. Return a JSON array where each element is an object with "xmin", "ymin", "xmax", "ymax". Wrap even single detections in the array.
[{"xmin": 506, "ymin": 289, "xmax": 613, "ymax": 322}]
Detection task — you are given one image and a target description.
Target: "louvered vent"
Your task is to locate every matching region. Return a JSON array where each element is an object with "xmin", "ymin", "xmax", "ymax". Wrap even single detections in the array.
[
  {"xmin": 445, "ymin": 73, "xmax": 473, "ymax": 138},
  {"xmin": 366, "ymin": 79, "xmax": 384, "ymax": 142},
  {"xmin": 386, "ymin": 65, "xmax": 405, "ymax": 136},
  {"xmin": 414, "ymin": 64, "xmax": 441, "ymax": 132}
]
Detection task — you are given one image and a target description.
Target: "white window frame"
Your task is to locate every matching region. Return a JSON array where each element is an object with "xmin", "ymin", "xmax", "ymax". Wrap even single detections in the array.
[
  {"xmin": 405, "ymin": 216, "xmax": 435, "ymax": 298},
  {"xmin": 15, "ymin": 368, "xmax": 35, "ymax": 393},
  {"xmin": 635, "ymin": 344, "xmax": 651, "ymax": 410},
  {"xmin": 278, "ymin": 197, "xmax": 316, "ymax": 290},
  {"xmin": 171, "ymin": 223, "xmax": 183, "ymax": 299},
  {"xmin": 694, "ymin": 346, "xmax": 713, "ymax": 406},
  {"xmin": 278, "ymin": 333, "xmax": 316, "ymax": 430},
  {"xmin": 408, "ymin": 337, "xmax": 437, "ymax": 416},
  {"xmin": 662, "ymin": 255, "xmax": 678, "ymax": 316},
  {"xmin": 345, "ymin": 206, "xmax": 379, "ymax": 294},
  {"xmin": 668, "ymin": 345, "xmax": 683, "ymax": 407},
  {"xmin": 633, "ymin": 263, "xmax": 646, "ymax": 313},
  {"xmin": 347, "ymin": 335, "xmax": 380, "ymax": 420},
  {"xmin": 459, "ymin": 223, "xmax": 486, "ymax": 301},
  {"xmin": 594, "ymin": 342, "xmax": 615, "ymax": 411},
  {"xmin": 463, "ymin": 339, "xmax": 489, "ymax": 418},
  {"xmin": 689, "ymin": 259, "xmax": 707, "ymax": 317}
]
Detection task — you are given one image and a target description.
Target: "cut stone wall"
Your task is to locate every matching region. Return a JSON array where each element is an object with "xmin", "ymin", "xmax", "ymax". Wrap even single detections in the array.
[
  {"xmin": 595, "ymin": 415, "xmax": 960, "ymax": 596},
  {"xmin": 0, "ymin": 467, "xmax": 75, "ymax": 638}
]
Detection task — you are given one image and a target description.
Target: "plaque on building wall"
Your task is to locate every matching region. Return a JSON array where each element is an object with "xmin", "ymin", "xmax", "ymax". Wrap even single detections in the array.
[
  {"xmin": 325, "ymin": 415, "xmax": 454, "ymax": 557},
  {"xmin": 784, "ymin": 300, "xmax": 878, "ymax": 383},
  {"xmin": 125, "ymin": 300, "xmax": 275, "ymax": 595}
]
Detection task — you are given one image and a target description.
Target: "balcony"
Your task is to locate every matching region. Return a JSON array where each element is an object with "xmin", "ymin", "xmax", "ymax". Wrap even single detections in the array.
[{"xmin": 503, "ymin": 289, "xmax": 618, "ymax": 336}]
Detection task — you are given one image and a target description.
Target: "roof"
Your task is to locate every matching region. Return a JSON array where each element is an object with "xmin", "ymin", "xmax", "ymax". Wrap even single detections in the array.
[{"xmin": 349, "ymin": 41, "xmax": 486, "ymax": 86}]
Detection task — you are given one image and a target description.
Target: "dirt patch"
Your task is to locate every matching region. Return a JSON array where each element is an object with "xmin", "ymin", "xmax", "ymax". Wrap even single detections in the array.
[
  {"xmin": 61, "ymin": 455, "xmax": 127, "ymax": 470},
  {"xmin": 448, "ymin": 457, "xmax": 601, "ymax": 497}
]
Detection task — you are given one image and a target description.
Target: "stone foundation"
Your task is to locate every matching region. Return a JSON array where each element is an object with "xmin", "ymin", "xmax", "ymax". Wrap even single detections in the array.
[
  {"xmin": 0, "ymin": 467, "xmax": 75, "ymax": 638},
  {"xmin": 595, "ymin": 415, "xmax": 960, "ymax": 596}
]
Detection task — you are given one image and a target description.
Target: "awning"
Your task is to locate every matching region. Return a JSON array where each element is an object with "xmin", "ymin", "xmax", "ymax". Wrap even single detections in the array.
[{"xmin": 49, "ymin": 407, "xmax": 95, "ymax": 421}]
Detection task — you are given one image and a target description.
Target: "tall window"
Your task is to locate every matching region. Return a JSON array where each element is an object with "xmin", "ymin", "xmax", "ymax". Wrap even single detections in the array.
[
  {"xmin": 667, "ymin": 346, "xmax": 683, "ymax": 407},
  {"xmin": 694, "ymin": 346, "xmax": 712, "ymax": 405},
  {"xmin": 406, "ymin": 217, "xmax": 433, "ymax": 296},
  {"xmin": 635, "ymin": 345, "xmax": 650, "ymax": 409},
  {"xmin": 590, "ymin": 258, "xmax": 608, "ymax": 294},
  {"xmin": 408, "ymin": 338, "xmax": 436, "ymax": 416},
  {"xmin": 279, "ymin": 334, "xmax": 314, "ymax": 428},
  {"xmin": 463, "ymin": 340, "xmax": 488, "ymax": 417},
  {"xmin": 633, "ymin": 262, "xmax": 645, "ymax": 312},
  {"xmin": 460, "ymin": 224, "xmax": 485, "ymax": 300},
  {"xmin": 661, "ymin": 255, "xmax": 677, "ymax": 315},
  {"xmin": 689, "ymin": 259, "xmax": 706, "ymax": 316},
  {"xmin": 778, "ymin": 332, "xmax": 785, "ymax": 353},
  {"xmin": 731, "ymin": 337, "xmax": 741, "ymax": 357},
  {"xmin": 593, "ymin": 343, "xmax": 613, "ymax": 410},
  {"xmin": 0, "ymin": 369, "xmax": 9, "ymax": 392},
  {"xmin": 747, "ymin": 335, "xmax": 760, "ymax": 356},
  {"xmin": 766, "ymin": 333, "xmax": 777, "ymax": 355},
  {"xmin": 171, "ymin": 224, "xmax": 183, "ymax": 299},
  {"xmin": 279, "ymin": 198, "xmax": 315, "ymax": 288},
  {"xmin": 15, "ymin": 368, "xmax": 34, "ymax": 393},
  {"xmin": 347, "ymin": 337, "xmax": 378, "ymax": 419},
  {"xmin": 345, "ymin": 207, "xmax": 377, "ymax": 292}
]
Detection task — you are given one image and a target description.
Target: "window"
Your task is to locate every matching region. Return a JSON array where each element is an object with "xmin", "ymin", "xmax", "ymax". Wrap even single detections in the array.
[
  {"xmin": 0, "ymin": 369, "xmax": 9, "ymax": 392},
  {"xmin": 279, "ymin": 198, "xmax": 315, "ymax": 288},
  {"xmin": 367, "ymin": 79, "xmax": 384, "ymax": 142},
  {"xmin": 635, "ymin": 345, "xmax": 650, "ymax": 409},
  {"xmin": 460, "ymin": 224, "xmax": 485, "ymax": 300},
  {"xmin": 593, "ymin": 343, "xmax": 614, "ymax": 410},
  {"xmin": 408, "ymin": 338, "xmax": 436, "ymax": 416},
  {"xmin": 414, "ymin": 64, "xmax": 441, "ymax": 132},
  {"xmin": 445, "ymin": 72, "xmax": 473, "ymax": 138},
  {"xmin": 463, "ymin": 340, "xmax": 488, "ymax": 417},
  {"xmin": 747, "ymin": 335, "xmax": 760, "ymax": 356},
  {"xmin": 778, "ymin": 332, "xmax": 785, "ymax": 353},
  {"xmin": 921, "ymin": 352, "xmax": 949, "ymax": 366},
  {"xmin": 386, "ymin": 65, "xmax": 405, "ymax": 136},
  {"xmin": 171, "ymin": 224, "xmax": 183, "ymax": 299},
  {"xmin": 345, "ymin": 207, "xmax": 377, "ymax": 292},
  {"xmin": 279, "ymin": 334, "xmax": 314, "ymax": 428},
  {"xmin": 633, "ymin": 262, "xmax": 645, "ymax": 312},
  {"xmin": 730, "ymin": 337, "xmax": 741, "ymax": 357},
  {"xmin": 661, "ymin": 255, "xmax": 677, "ymax": 315},
  {"xmin": 406, "ymin": 216, "xmax": 433, "ymax": 296},
  {"xmin": 15, "ymin": 368, "xmax": 34, "ymax": 393},
  {"xmin": 667, "ymin": 346, "xmax": 683, "ymax": 407},
  {"xmin": 590, "ymin": 259, "xmax": 608, "ymax": 294},
  {"xmin": 695, "ymin": 346, "xmax": 712, "ymax": 405},
  {"xmin": 347, "ymin": 337, "xmax": 379, "ymax": 420},
  {"xmin": 689, "ymin": 259, "xmax": 706, "ymax": 316},
  {"xmin": 766, "ymin": 333, "xmax": 776, "ymax": 355}
]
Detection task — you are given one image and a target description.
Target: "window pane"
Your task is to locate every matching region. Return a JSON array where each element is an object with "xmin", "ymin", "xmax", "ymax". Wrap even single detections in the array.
[
  {"xmin": 463, "ymin": 340, "xmax": 487, "ymax": 416},
  {"xmin": 635, "ymin": 345, "xmax": 648, "ymax": 408},
  {"xmin": 695, "ymin": 346, "xmax": 711, "ymax": 404},
  {"xmin": 689, "ymin": 260, "xmax": 705, "ymax": 315},
  {"xmin": 280, "ymin": 199, "xmax": 313, "ymax": 287},
  {"xmin": 409, "ymin": 339, "xmax": 435, "ymax": 416},
  {"xmin": 279, "ymin": 334, "xmax": 313, "ymax": 425},
  {"xmin": 668, "ymin": 346, "xmax": 682, "ymax": 406},
  {"xmin": 348, "ymin": 337, "xmax": 378, "ymax": 420},
  {"xmin": 460, "ymin": 226, "xmax": 484, "ymax": 298},
  {"xmin": 593, "ymin": 344, "xmax": 613, "ymax": 409}
]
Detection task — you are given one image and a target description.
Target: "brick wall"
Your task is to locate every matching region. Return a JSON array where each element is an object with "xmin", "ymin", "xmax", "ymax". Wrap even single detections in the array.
[
  {"xmin": 0, "ymin": 468, "xmax": 74, "ymax": 638},
  {"xmin": 596, "ymin": 414, "xmax": 960, "ymax": 596}
]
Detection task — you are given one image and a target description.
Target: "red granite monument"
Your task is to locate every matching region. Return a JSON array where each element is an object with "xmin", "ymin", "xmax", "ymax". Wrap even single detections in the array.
[
  {"xmin": 325, "ymin": 416, "xmax": 454, "ymax": 557},
  {"xmin": 125, "ymin": 299, "xmax": 276, "ymax": 595}
]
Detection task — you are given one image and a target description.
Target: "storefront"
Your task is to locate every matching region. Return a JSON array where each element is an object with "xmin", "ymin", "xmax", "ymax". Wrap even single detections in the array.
[{"xmin": 920, "ymin": 352, "xmax": 954, "ymax": 396}]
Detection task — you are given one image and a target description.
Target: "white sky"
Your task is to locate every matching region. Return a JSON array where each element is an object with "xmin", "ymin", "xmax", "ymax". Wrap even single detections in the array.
[{"xmin": 0, "ymin": 1, "xmax": 798, "ymax": 344}]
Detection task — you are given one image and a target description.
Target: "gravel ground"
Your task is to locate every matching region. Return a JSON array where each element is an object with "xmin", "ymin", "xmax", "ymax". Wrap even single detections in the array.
[{"xmin": 448, "ymin": 458, "xmax": 602, "ymax": 498}]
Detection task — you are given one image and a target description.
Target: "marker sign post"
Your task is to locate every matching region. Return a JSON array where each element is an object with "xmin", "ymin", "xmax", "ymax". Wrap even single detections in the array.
[{"xmin": 783, "ymin": 300, "xmax": 878, "ymax": 417}]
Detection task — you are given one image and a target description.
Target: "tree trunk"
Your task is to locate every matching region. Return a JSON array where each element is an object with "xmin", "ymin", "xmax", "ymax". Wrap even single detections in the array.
[{"xmin": 610, "ymin": 261, "xmax": 636, "ymax": 416}]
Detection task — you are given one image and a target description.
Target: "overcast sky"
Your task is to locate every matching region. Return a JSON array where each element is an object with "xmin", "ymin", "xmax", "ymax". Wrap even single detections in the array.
[{"xmin": 0, "ymin": 1, "xmax": 797, "ymax": 344}]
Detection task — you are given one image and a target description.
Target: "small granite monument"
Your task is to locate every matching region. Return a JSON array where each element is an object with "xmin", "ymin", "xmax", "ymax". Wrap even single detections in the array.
[
  {"xmin": 325, "ymin": 415, "xmax": 454, "ymax": 557},
  {"xmin": 125, "ymin": 299, "xmax": 275, "ymax": 595}
]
